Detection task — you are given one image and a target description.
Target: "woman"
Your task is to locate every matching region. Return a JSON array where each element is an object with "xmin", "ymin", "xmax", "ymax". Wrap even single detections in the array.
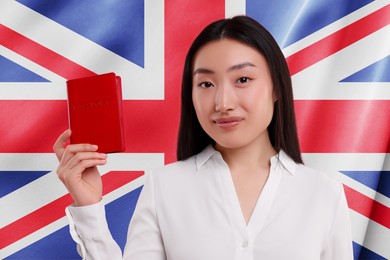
[{"xmin": 54, "ymin": 16, "xmax": 353, "ymax": 259}]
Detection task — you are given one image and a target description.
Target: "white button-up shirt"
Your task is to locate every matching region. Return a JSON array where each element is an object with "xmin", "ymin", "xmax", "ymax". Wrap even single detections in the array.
[{"xmin": 67, "ymin": 145, "xmax": 353, "ymax": 260}]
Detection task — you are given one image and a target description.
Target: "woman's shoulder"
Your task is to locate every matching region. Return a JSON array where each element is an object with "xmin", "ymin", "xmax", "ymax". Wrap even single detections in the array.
[
  {"xmin": 143, "ymin": 154, "xmax": 211, "ymax": 198},
  {"xmin": 144, "ymin": 155, "xmax": 199, "ymax": 187},
  {"xmin": 294, "ymin": 162, "xmax": 344, "ymax": 199},
  {"xmin": 151, "ymin": 156, "xmax": 197, "ymax": 175},
  {"xmin": 278, "ymin": 150, "xmax": 343, "ymax": 193},
  {"xmin": 147, "ymin": 145, "xmax": 217, "ymax": 176}
]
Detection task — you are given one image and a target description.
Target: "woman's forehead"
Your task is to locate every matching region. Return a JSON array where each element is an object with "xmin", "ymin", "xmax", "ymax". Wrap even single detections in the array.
[{"xmin": 192, "ymin": 39, "xmax": 268, "ymax": 73}]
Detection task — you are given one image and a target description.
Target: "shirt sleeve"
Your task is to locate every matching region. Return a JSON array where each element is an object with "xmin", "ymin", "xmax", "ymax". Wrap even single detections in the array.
[
  {"xmin": 321, "ymin": 185, "xmax": 354, "ymax": 260},
  {"xmin": 66, "ymin": 200, "xmax": 122, "ymax": 260},
  {"xmin": 123, "ymin": 171, "xmax": 166, "ymax": 260}
]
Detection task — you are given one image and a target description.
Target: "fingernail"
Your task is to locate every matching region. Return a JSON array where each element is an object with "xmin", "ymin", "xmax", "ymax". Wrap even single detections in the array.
[{"xmin": 91, "ymin": 145, "xmax": 98, "ymax": 150}]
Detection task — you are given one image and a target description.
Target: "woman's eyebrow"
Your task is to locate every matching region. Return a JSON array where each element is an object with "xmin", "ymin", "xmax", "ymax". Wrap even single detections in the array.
[
  {"xmin": 193, "ymin": 68, "xmax": 214, "ymax": 76},
  {"xmin": 193, "ymin": 62, "xmax": 256, "ymax": 76},
  {"xmin": 227, "ymin": 62, "xmax": 256, "ymax": 72}
]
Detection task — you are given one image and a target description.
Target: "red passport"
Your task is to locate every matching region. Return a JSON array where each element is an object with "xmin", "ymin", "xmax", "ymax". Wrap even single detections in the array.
[{"xmin": 66, "ymin": 72, "xmax": 125, "ymax": 153}]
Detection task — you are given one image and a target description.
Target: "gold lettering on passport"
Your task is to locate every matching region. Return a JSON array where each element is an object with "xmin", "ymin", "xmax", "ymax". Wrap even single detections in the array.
[{"xmin": 73, "ymin": 99, "xmax": 111, "ymax": 111}]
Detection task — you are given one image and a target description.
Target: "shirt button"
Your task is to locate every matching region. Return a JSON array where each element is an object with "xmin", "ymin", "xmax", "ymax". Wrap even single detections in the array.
[{"xmin": 241, "ymin": 241, "xmax": 249, "ymax": 248}]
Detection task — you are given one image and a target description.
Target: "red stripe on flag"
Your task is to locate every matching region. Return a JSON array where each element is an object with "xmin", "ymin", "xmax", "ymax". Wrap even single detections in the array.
[
  {"xmin": 0, "ymin": 100, "xmax": 68, "ymax": 153},
  {"xmin": 0, "ymin": 25, "xmax": 96, "ymax": 80},
  {"xmin": 0, "ymin": 171, "xmax": 144, "ymax": 250},
  {"xmin": 0, "ymin": 100, "xmax": 178, "ymax": 160},
  {"xmin": 344, "ymin": 185, "xmax": 390, "ymax": 229},
  {"xmin": 295, "ymin": 100, "xmax": 390, "ymax": 153},
  {"xmin": 1, "ymin": 100, "xmax": 387, "ymax": 154},
  {"xmin": 162, "ymin": 0, "xmax": 225, "ymax": 160},
  {"xmin": 286, "ymin": 4, "xmax": 390, "ymax": 75}
]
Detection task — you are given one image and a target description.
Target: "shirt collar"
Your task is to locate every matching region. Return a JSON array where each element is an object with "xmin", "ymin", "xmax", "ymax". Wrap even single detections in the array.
[
  {"xmin": 272, "ymin": 150, "xmax": 296, "ymax": 175},
  {"xmin": 195, "ymin": 145, "xmax": 218, "ymax": 170},
  {"xmin": 196, "ymin": 144, "xmax": 297, "ymax": 175}
]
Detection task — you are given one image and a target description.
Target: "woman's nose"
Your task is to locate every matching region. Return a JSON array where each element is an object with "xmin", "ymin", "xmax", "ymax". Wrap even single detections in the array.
[{"xmin": 214, "ymin": 84, "xmax": 236, "ymax": 112}]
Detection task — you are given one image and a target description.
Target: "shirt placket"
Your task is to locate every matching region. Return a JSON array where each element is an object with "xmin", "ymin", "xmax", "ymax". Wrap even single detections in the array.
[
  {"xmin": 214, "ymin": 154, "xmax": 254, "ymax": 260},
  {"xmin": 247, "ymin": 158, "xmax": 283, "ymax": 241},
  {"xmin": 215, "ymin": 154, "xmax": 283, "ymax": 260}
]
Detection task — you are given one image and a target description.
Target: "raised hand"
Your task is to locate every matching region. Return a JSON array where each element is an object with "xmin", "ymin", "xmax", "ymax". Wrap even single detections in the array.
[{"xmin": 53, "ymin": 129, "xmax": 107, "ymax": 206}]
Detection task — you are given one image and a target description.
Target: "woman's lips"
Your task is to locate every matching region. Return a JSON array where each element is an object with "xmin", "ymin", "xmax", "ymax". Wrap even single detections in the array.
[{"xmin": 213, "ymin": 117, "xmax": 243, "ymax": 129}]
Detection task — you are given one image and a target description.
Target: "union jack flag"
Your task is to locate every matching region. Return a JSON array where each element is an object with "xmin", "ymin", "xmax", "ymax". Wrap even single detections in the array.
[{"xmin": 0, "ymin": 0, "xmax": 389, "ymax": 259}]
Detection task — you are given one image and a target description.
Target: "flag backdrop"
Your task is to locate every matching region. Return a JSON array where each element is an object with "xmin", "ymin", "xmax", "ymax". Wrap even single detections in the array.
[{"xmin": 0, "ymin": 0, "xmax": 389, "ymax": 259}]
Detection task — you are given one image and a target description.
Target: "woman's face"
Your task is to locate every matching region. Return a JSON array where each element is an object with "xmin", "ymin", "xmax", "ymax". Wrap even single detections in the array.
[{"xmin": 192, "ymin": 39, "xmax": 276, "ymax": 150}]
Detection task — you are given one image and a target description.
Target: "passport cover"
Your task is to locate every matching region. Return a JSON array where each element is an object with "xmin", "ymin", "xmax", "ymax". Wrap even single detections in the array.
[{"xmin": 66, "ymin": 72, "xmax": 125, "ymax": 153}]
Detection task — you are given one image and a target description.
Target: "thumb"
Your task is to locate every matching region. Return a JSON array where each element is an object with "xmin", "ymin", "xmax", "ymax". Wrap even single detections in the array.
[{"xmin": 53, "ymin": 129, "xmax": 71, "ymax": 161}]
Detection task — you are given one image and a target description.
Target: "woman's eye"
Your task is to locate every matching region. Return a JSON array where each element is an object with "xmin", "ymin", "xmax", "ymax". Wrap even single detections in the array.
[
  {"xmin": 236, "ymin": 77, "xmax": 251, "ymax": 84},
  {"xmin": 198, "ymin": 82, "xmax": 214, "ymax": 88}
]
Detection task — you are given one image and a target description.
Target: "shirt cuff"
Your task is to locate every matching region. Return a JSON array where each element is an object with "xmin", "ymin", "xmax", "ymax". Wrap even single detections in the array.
[{"xmin": 66, "ymin": 199, "xmax": 110, "ymax": 239}]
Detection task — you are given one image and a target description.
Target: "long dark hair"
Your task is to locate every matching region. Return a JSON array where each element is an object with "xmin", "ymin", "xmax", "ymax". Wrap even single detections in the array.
[{"xmin": 177, "ymin": 15, "xmax": 303, "ymax": 164}]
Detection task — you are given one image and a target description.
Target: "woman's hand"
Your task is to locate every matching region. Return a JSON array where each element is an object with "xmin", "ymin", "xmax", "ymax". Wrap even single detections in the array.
[{"xmin": 53, "ymin": 130, "xmax": 107, "ymax": 206}]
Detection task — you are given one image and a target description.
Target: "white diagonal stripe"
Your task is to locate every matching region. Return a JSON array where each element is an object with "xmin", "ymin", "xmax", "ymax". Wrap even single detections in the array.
[
  {"xmin": 283, "ymin": 0, "xmax": 390, "ymax": 56},
  {"xmin": 291, "ymin": 25, "xmax": 390, "ymax": 100},
  {"xmin": 0, "ymin": 175, "xmax": 145, "ymax": 259},
  {"xmin": 302, "ymin": 153, "xmax": 390, "ymax": 208},
  {"xmin": 0, "ymin": 0, "xmax": 164, "ymax": 100},
  {"xmin": 0, "ymin": 153, "xmax": 163, "ymax": 228},
  {"xmin": 350, "ymin": 210, "xmax": 390, "ymax": 259}
]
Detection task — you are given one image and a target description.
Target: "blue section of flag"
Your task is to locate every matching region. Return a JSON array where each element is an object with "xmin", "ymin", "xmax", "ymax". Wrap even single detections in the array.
[
  {"xmin": 107, "ymin": 186, "xmax": 142, "ymax": 251},
  {"xmin": 353, "ymin": 242, "xmax": 387, "ymax": 260},
  {"xmin": 341, "ymin": 171, "xmax": 390, "ymax": 198},
  {"xmin": 0, "ymin": 171, "xmax": 50, "ymax": 198},
  {"xmin": 341, "ymin": 55, "xmax": 390, "ymax": 82},
  {"xmin": 5, "ymin": 225, "xmax": 80, "ymax": 260},
  {"xmin": 247, "ymin": 0, "xmax": 374, "ymax": 48},
  {"xmin": 16, "ymin": 0, "xmax": 145, "ymax": 67},
  {"xmin": 0, "ymin": 56, "xmax": 49, "ymax": 82},
  {"xmin": 5, "ymin": 187, "xmax": 142, "ymax": 259}
]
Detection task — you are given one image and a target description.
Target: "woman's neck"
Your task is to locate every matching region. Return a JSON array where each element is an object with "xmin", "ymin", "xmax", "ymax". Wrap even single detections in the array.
[
  {"xmin": 215, "ymin": 137, "xmax": 277, "ymax": 224},
  {"xmin": 215, "ymin": 139, "xmax": 277, "ymax": 173}
]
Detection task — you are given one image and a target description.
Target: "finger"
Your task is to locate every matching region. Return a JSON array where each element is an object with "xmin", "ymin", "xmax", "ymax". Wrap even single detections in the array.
[
  {"xmin": 57, "ymin": 158, "xmax": 106, "ymax": 181},
  {"xmin": 68, "ymin": 159, "xmax": 107, "ymax": 177},
  {"xmin": 53, "ymin": 129, "xmax": 72, "ymax": 161},
  {"xmin": 58, "ymin": 159, "xmax": 106, "ymax": 189},
  {"xmin": 57, "ymin": 152, "xmax": 106, "ymax": 181},
  {"xmin": 65, "ymin": 151, "xmax": 107, "ymax": 171},
  {"xmin": 60, "ymin": 144, "xmax": 100, "ymax": 166}
]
